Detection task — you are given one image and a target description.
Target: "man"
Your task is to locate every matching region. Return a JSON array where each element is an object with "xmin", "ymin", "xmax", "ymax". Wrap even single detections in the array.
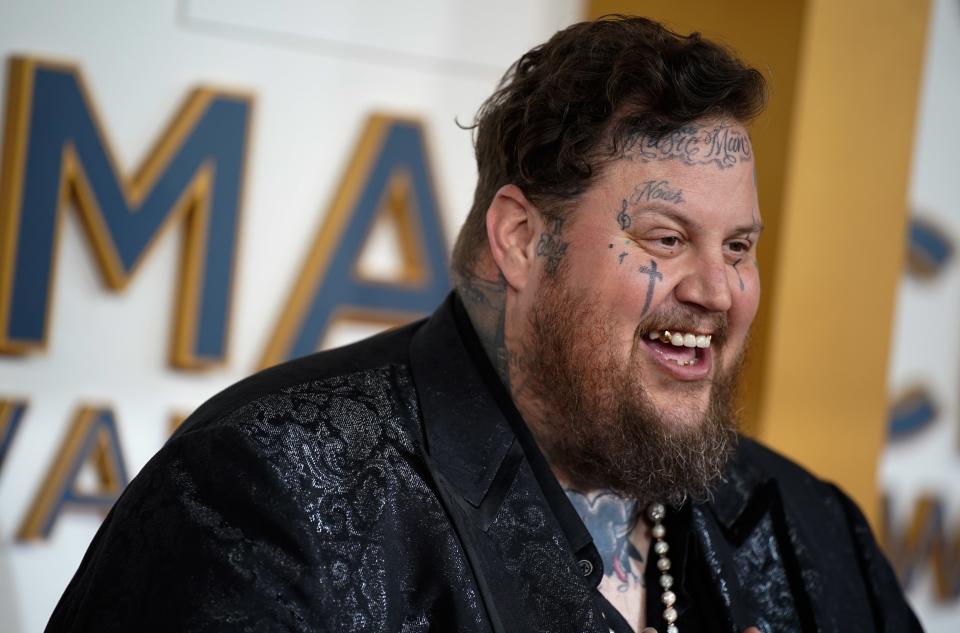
[{"xmin": 48, "ymin": 16, "xmax": 920, "ymax": 633}]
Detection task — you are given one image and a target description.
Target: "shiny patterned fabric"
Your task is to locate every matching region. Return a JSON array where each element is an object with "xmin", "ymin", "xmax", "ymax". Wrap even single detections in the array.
[
  {"xmin": 48, "ymin": 359, "xmax": 489, "ymax": 632},
  {"xmin": 46, "ymin": 294, "xmax": 922, "ymax": 632},
  {"xmin": 482, "ymin": 462, "xmax": 605, "ymax": 633}
]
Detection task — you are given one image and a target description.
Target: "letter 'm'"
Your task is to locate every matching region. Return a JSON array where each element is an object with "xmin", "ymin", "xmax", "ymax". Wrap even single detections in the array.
[{"xmin": 0, "ymin": 57, "xmax": 252, "ymax": 368}]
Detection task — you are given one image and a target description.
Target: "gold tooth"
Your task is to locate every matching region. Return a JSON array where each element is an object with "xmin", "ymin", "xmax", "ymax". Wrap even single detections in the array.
[{"xmin": 660, "ymin": 331, "xmax": 672, "ymax": 344}]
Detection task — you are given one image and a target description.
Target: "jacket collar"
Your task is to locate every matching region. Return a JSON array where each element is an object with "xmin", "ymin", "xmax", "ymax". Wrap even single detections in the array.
[
  {"xmin": 408, "ymin": 293, "xmax": 516, "ymax": 508},
  {"xmin": 708, "ymin": 440, "xmax": 771, "ymax": 532},
  {"xmin": 409, "ymin": 294, "xmax": 608, "ymax": 633}
]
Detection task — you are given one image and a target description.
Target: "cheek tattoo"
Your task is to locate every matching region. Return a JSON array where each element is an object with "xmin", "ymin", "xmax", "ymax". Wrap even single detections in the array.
[
  {"xmin": 732, "ymin": 258, "xmax": 745, "ymax": 291},
  {"xmin": 637, "ymin": 260, "xmax": 663, "ymax": 316},
  {"xmin": 617, "ymin": 199, "xmax": 632, "ymax": 230},
  {"xmin": 536, "ymin": 217, "xmax": 569, "ymax": 275}
]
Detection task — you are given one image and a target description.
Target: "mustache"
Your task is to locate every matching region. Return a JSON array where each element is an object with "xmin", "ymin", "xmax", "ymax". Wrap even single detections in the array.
[{"xmin": 635, "ymin": 306, "xmax": 729, "ymax": 346}]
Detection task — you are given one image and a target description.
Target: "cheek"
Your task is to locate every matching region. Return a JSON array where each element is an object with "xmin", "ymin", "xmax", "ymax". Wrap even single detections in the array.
[
  {"xmin": 730, "ymin": 282, "xmax": 760, "ymax": 335},
  {"xmin": 595, "ymin": 240, "xmax": 673, "ymax": 316}
]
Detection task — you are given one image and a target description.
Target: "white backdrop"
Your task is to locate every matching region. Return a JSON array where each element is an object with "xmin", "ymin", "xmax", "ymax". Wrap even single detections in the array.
[
  {"xmin": 0, "ymin": 1, "xmax": 579, "ymax": 630},
  {"xmin": 883, "ymin": 0, "xmax": 960, "ymax": 630},
  {"xmin": 2, "ymin": 1, "xmax": 958, "ymax": 631}
]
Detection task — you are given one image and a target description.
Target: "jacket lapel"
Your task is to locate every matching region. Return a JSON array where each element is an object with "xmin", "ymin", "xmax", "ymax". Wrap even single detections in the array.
[
  {"xmin": 408, "ymin": 295, "xmax": 606, "ymax": 633},
  {"xmin": 700, "ymin": 442, "xmax": 820, "ymax": 633}
]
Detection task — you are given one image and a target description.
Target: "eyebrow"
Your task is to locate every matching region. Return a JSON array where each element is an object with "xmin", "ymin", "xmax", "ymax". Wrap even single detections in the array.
[
  {"xmin": 732, "ymin": 222, "xmax": 765, "ymax": 235},
  {"xmin": 630, "ymin": 203, "xmax": 764, "ymax": 235}
]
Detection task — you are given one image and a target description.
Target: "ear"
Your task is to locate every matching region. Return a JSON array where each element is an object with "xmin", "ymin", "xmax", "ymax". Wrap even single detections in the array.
[{"xmin": 485, "ymin": 184, "xmax": 542, "ymax": 291}]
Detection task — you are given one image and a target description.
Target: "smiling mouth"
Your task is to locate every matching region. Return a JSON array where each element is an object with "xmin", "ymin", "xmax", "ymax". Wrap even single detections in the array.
[
  {"xmin": 643, "ymin": 330, "xmax": 711, "ymax": 366},
  {"xmin": 640, "ymin": 329, "xmax": 722, "ymax": 382}
]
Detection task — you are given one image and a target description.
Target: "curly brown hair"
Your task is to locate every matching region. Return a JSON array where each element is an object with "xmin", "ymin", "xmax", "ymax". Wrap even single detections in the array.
[{"xmin": 451, "ymin": 15, "xmax": 767, "ymax": 279}]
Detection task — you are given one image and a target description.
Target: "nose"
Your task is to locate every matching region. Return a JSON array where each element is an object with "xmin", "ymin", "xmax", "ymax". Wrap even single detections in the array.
[{"xmin": 673, "ymin": 251, "xmax": 733, "ymax": 313}]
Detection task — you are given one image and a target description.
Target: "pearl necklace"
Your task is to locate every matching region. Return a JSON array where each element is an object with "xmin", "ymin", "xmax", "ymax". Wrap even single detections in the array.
[{"xmin": 647, "ymin": 502, "xmax": 678, "ymax": 633}]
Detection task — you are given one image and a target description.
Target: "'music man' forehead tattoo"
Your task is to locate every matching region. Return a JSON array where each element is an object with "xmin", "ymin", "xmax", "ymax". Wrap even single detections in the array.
[{"xmin": 621, "ymin": 123, "xmax": 753, "ymax": 169}]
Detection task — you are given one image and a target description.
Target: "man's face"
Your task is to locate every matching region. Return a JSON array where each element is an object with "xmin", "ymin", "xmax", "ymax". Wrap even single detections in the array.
[{"xmin": 517, "ymin": 118, "xmax": 761, "ymax": 500}]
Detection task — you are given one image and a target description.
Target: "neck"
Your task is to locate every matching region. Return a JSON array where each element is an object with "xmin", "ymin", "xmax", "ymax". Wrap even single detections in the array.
[
  {"xmin": 564, "ymin": 486, "xmax": 642, "ymax": 559},
  {"xmin": 456, "ymin": 266, "xmax": 545, "ymax": 426},
  {"xmin": 455, "ymin": 266, "xmax": 580, "ymax": 484},
  {"xmin": 455, "ymin": 267, "xmax": 513, "ymax": 390},
  {"xmin": 565, "ymin": 483, "xmax": 650, "ymax": 630}
]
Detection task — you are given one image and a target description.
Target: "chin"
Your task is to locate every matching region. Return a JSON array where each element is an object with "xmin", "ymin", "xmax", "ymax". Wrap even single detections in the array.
[{"xmin": 646, "ymin": 386, "xmax": 713, "ymax": 427}]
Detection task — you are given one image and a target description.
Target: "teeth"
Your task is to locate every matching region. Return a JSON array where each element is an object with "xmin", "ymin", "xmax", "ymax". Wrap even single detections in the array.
[
  {"xmin": 673, "ymin": 358, "xmax": 699, "ymax": 367},
  {"xmin": 648, "ymin": 330, "xmax": 713, "ymax": 348}
]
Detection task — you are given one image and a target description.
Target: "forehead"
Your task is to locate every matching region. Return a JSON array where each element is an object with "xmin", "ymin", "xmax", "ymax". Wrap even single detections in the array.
[{"xmin": 585, "ymin": 120, "xmax": 760, "ymax": 228}]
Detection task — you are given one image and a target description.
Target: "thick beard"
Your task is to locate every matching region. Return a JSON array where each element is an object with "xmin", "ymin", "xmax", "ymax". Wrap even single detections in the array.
[{"xmin": 521, "ymin": 276, "xmax": 743, "ymax": 507}]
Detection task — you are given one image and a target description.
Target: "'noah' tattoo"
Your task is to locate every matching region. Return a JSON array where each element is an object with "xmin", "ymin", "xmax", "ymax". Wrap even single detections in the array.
[
  {"xmin": 536, "ymin": 216, "xmax": 568, "ymax": 275},
  {"xmin": 615, "ymin": 180, "xmax": 683, "ymax": 235},
  {"xmin": 622, "ymin": 123, "xmax": 753, "ymax": 169},
  {"xmin": 630, "ymin": 179, "xmax": 684, "ymax": 205}
]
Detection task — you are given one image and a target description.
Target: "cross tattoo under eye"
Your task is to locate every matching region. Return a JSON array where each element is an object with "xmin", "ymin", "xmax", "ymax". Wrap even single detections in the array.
[{"xmin": 637, "ymin": 260, "xmax": 663, "ymax": 316}]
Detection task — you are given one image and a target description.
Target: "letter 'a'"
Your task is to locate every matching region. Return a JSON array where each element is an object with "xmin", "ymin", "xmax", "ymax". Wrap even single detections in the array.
[
  {"xmin": 260, "ymin": 115, "xmax": 450, "ymax": 367},
  {"xmin": 17, "ymin": 406, "xmax": 129, "ymax": 541}
]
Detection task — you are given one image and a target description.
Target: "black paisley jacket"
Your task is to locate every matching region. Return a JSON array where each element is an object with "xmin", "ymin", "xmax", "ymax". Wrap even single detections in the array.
[{"xmin": 47, "ymin": 294, "xmax": 921, "ymax": 633}]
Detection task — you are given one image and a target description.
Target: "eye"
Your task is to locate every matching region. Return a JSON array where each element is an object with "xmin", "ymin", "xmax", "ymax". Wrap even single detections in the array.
[
  {"xmin": 642, "ymin": 232, "xmax": 685, "ymax": 255},
  {"xmin": 726, "ymin": 239, "xmax": 752, "ymax": 254}
]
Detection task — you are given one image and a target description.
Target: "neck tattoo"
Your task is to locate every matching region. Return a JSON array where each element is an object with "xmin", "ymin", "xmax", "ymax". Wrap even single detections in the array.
[
  {"xmin": 564, "ymin": 490, "xmax": 644, "ymax": 590},
  {"xmin": 565, "ymin": 490, "xmax": 678, "ymax": 631}
]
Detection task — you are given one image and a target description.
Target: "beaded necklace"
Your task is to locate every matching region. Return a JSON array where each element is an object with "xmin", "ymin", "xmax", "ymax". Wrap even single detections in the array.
[{"xmin": 647, "ymin": 503, "xmax": 678, "ymax": 633}]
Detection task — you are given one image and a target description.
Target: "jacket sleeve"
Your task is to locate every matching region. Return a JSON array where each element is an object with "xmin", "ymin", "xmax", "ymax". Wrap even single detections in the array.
[
  {"xmin": 45, "ymin": 424, "xmax": 329, "ymax": 633},
  {"xmin": 828, "ymin": 483, "xmax": 925, "ymax": 633}
]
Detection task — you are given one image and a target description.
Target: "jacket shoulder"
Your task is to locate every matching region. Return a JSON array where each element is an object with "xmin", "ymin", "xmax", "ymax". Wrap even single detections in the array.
[
  {"xmin": 731, "ymin": 435, "xmax": 826, "ymax": 488},
  {"xmin": 723, "ymin": 439, "xmax": 922, "ymax": 631},
  {"xmin": 175, "ymin": 319, "xmax": 423, "ymax": 438},
  {"xmin": 47, "ymin": 319, "xmax": 462, "ymax": 632}
]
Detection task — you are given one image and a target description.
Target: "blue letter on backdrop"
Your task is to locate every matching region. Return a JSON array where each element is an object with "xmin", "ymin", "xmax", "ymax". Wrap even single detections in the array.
[
  {"xmin": 0, "ymin": 399, "xmax": 26, "ymax": 473},
  {"xmin": 260, "ymin": 115, "xmax": 450, "ymax": 367},
  {"xmin": 0, "ymin": 57, "xmax": 252, "ymax": 368},
  {"xmin": 18, "ymin": 406, "xmax": 129, "ymax": 541}
]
